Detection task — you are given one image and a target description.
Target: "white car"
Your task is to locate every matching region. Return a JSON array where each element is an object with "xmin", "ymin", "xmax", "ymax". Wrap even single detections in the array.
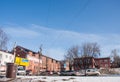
[
  {"xmin": 17, "ymin": 66, "xmax": 26, "ymax": 75},
  {"xmin": 86, "ymin": 68, "xmax": 100, "ymax": 76},
  {"xmin": 0, "ymin": 70, "xmax": 6, "ymax": 75}
]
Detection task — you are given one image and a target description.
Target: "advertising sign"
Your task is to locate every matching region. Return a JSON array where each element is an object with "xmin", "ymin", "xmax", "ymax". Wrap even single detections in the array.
[{"xmin": 15, "ymin": 57, "xmax": 29, "ymax": 66}]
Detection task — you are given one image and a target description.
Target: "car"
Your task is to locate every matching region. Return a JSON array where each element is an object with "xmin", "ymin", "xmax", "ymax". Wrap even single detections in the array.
[
  {"xmin": 52, "ymin": 71, "xmax": 60, "ymax": 76},
  {"xmin": 86, "ymin": 68, "xmax": 100, "ymax": 76},
  {"xmin": 60, "ymin": 70, "xmax": 77, "ymax": 76},
  {"xmin": 17, "ymin": 66, "xmax": 26, "ymax": 75},
  {"xmin": 26, "ymin": 70, "xmax": 32, "ymax": 75},
  {"xmin": 40, "ymin": 71, "xmax": 53, "ymax": 76},
  {"xmin": 0, "ymin": 70, "xmax": 6, "ymax": 75}
]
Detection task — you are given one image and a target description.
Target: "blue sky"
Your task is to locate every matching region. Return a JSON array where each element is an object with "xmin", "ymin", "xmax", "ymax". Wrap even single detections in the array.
[{"xmin": 0, "ymin": 0, "xmax": 120, "ymax": 60}]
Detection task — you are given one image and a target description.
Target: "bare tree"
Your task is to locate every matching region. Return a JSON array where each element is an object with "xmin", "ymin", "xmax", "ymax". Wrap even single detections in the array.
[
  {"xmin": 64, "ymin": 42, "xmax": 100, "ymax": 71},
  {"xmin": 80, "ymin": 42, "xmax": 100, "ymax": 57},
  {"xmin": 64, "ymin": 45, "xmax": 80, "ymax": 71},
  {"xmin": 0, "ymin": 28, "xmax": 9, "ymax": 50},
  {"xmin": 80, "ymin": 42, "xmax": 100, "ymax": 75},
  {"xmin": 111, "ymin": 49, "xmax": 120, "ymax": 67}
]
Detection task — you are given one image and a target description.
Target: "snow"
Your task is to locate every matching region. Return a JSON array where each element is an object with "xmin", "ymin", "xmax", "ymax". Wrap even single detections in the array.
[{"xmin": 16, "ymin": 76, "xmax": 120, "ymax": 82}]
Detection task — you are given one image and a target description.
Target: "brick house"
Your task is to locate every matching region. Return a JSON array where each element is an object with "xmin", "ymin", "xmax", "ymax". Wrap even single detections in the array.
[
  {"xmin": 94, "ymin": 57, "xmax": 110, "ymax": 69},
  {"xmin": 45, "ymin": 56, "xmax": 61, "ymax": 72},
  {"xmin": 74, "ymin": 57, "xmax": 95, "ymax": 71},
  {"xmin": 74, "ymin": 57, "xmax": 110, "ymax": 71},
  {"xmin": 15, "ymin": 46, "xmax": 61, "ymax": 74},
  {"xmin": 15, "ymin": 46, "xmax": 40, "ymax": 74}
]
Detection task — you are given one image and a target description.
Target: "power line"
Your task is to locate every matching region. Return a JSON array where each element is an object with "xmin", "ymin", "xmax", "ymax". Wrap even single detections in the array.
[{"xmin": 48, "ymin": 0, "xmax": 90, "ymax": 48}]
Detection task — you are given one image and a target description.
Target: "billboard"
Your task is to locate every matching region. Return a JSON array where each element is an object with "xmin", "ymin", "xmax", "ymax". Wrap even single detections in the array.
[{"xmin": 15, "ymin": 57, "xmax": 29, "ymax": 66}]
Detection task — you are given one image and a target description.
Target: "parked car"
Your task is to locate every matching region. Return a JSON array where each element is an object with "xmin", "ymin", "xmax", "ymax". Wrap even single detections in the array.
[
  {"xmin": 0, "ymin": 70, "xmax": 6, "ymax": 75},
  {"xmin": 52, "ymin": 71, "xmax": 60, "ymax": 76},
  {"xmin": 40, "ymin": 71, "xmax": 53, "ymax": 76},
  {"xmin": 86, "ymin": 68, "xmax": 100, "ymax": 76},
  {"xmin": 26, "ymin": 70, "xmax": 32, "ymax": 75},
  {"xmin": 60, "ymin": 70, "xmax": 79, "ymax": 76},
  {"xmin": 17, "ymin": 66, "xmax": 26, "ymax": 75}
]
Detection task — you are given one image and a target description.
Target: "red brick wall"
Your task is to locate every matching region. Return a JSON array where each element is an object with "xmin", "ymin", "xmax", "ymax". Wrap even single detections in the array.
[
  {"xmin": 74, "ymin": 57, "xmax": 110, "ymax": 71},
  {"xmin": 95, "ymin": 58, "xmax": 110, "ymax": 68}
]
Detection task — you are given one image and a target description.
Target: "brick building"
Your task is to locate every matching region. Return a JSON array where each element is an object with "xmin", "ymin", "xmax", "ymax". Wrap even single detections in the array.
[
  {"xmin": 15, "ymin": 46, "xmax": 61, "ymax": 74},
  {"xmin": 74, "ymin": 57, "xmax": 95, "ymax": 71},
  {"xmin": 74, "ymin": 57, "xmax": 110, "ymax": 71},
  {"xmin": 94, "ymin": 57, "xmax": 110, "ymax": 69},
  {"xmin": 60, "ymin": 60, "xmax": 70, "ymax": 71}
]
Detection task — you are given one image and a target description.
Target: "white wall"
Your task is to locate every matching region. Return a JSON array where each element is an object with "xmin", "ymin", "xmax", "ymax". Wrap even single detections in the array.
[{"xmin": 0, "ymin": 51, "xmax": 14, "ymax": 70}]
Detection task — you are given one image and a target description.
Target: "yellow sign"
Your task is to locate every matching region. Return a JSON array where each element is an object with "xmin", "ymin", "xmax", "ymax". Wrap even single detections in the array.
[{"xmin": 15, "ymin": 57, "xmax": 29, "ymax": 66}]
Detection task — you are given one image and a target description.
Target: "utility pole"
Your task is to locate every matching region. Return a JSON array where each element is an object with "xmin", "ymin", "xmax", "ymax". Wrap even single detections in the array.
[
  {"xmin": 38, "ymin": 45, "xmax": 42, "ymax": 75},
  {"xmin": 13, "ymin": 42, "xmax": 16, "ymax": 63},
  {"xmin": 46, "ymin": 56, "xmax": 47, "ymax": 71}
]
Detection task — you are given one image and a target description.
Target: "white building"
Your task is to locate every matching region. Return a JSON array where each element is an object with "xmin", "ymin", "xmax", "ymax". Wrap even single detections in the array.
[{"xmin": 0, "ymin": 50, "xmax": 14, "ymax": 71}]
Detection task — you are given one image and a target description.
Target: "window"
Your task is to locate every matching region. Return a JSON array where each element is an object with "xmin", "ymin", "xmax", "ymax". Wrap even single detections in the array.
[
  {"xmin": 4, "ymin": 61, "xmax": 6, "ymax": 64},
  {"xmin": 87, "ymin": 70, "xmax": 90, "ymax": 72},
  {"xmin": 104, "ymin": 59, "xmax": 108, "ymax": 62},
  {"xmin": 0, "ymin": 54, "xmax": 2, "ymax": 60},
  {"xmin": 9, "ymin": 56, "xmax": 12, "ymax": 60},
  {"xmin": 105, "ymin": 64, "xmax": 108, "ymax": 67},
  {"xmin": 6, "ymin": 55, "xmax": 8, "ymax": 58},
  {"xmin": 52, "ymin": 59, "xmax": 53, "ymax": 63},
  {"xmin": 80, "ymin": 60, "xmax": 82, "ymax": 64},
  {"xmin": 11, "ymin": 60, "xmax": 14, "ymax": 62}
]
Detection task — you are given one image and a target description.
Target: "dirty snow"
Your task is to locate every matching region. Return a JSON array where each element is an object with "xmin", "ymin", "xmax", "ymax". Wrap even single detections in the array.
[{"xmin": 15, "ymin": 76, "xmax": 120, "ymax": 82}]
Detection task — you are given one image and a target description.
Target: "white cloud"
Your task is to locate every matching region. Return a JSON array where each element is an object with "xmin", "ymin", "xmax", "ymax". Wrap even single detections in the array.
[
  {"xmin": 2, "ymin": 24, "xmax": 120, "ymax": 60},
  {"xmin": 3, "ymin": 25, "xmax": 40, "ymax": 39}
]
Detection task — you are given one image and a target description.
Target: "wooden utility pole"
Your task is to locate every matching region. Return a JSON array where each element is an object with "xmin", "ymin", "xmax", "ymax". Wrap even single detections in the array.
[
  {"xmin": 46, "ymin": 57, "xmax": 48, "ymax": 72},
  {"xmin": 38, "ymin": 45, "xmax": 42, "ymax": 75},
  {"xmin": 13, "ymin": 42, "xmax": 16, "ymax": 63}
]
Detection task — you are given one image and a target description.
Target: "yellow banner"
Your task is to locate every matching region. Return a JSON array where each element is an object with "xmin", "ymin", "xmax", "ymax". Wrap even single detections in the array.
[{"xmin": 15, "ymin": 57, "xmax": 29, "ymax": 66}]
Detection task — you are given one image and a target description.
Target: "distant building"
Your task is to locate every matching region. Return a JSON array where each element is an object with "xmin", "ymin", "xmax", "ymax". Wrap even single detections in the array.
[
  {"xmin": 94, "ymin": 57, "xmax": 110, "ymax": 69},
  {"xmin": 74, "ymin": 57, "xmax": 95, "ymax": 71},
  {"xmin": 60, "ymin": 60, "xmax": 70, "ymax": 71},
  {"xmin": 74, "ymin": 57, "xmax": 110, "ymax": 71},
  {"xmin": 0, "ymin": 50, "xmax": 14, "ymax": 71}
]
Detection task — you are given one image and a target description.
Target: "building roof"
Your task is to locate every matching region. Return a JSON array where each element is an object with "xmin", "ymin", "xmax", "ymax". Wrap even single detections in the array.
[
  {"xmin": 0, "ymin": 50, "xmax": 13, "ymax": 54},
  {"xmin": 16, "ymin": 45, "xmax": 60, "ymax": 62}
]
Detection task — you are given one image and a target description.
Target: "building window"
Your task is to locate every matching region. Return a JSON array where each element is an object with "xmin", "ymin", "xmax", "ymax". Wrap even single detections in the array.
[
  {"xmin": 100, "ymin": 60, "xmax": 103, "ymax": 63},
  {"xmin": 4, "ymin": 61, "xmax": 6, "ymax": 64},
  {"xmin": 105, "ymin": 64, "xmax": 108, "ymax": 67},
  {"xmin": 80, "ymin": 60, "xmax": 83, "ymax": 64},
  {"xmin": 0, "ymin": 54, "xmax": 2, "ymax": 60},
  {"xmin": 9, "ymin": 56, "xmax": 12, "ymax": 60},
  {"xmin": 6, "ymin": 55, "xmax": 8, "ymax": 58},
  {"xmin": 104, "ymin": 59, "xmax": 108, "ymax": 62},
  {"xmin": 11, "ymin": 60, "xmax": 14, "ymax": 63}
]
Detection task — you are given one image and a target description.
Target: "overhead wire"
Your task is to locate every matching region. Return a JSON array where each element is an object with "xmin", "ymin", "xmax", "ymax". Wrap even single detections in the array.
[
  {"xmin": 48, "ymin": 0, "xmax": 90, "ymax": 49},
  {"xmin": 41, "ymin": 0, "xmax": 52, "ymax": 56}
]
